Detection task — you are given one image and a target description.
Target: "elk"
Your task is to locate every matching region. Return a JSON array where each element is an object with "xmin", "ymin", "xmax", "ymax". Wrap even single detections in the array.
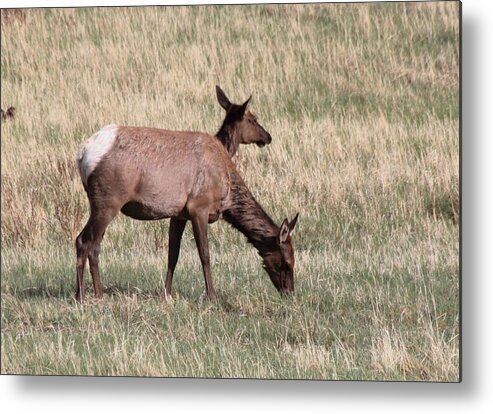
[
  {"xmin": 75, "ymin": 89, "xmax": 298, "ymax": 302},
  {"xmin": 1, "ymin": 106, "xmax": 16, "ymax": 122}
]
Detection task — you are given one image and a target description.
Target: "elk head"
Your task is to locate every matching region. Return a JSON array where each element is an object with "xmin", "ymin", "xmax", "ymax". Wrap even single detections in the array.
[
  {"xmin": 262, "ymin": 213, "xmax": 299, "ymax": 295},
  {"xmin": 216, "ymin": 85, "xmax": 272, "ymax": 149}
]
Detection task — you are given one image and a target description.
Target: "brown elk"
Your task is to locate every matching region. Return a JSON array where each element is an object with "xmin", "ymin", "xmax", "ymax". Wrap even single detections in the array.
[
  {"xmin": 75, "ymin": 89, "xmax": 298, "ymax": 302},
  {"xmin": 1, "ymin": 106, "xmax": 16, "ymax": 122}
]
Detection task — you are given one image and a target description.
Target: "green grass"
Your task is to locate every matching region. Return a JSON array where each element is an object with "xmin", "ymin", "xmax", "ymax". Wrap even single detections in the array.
[{"xmin": 1, "ymin": 3, "xmax": 459, "ymax": 380}]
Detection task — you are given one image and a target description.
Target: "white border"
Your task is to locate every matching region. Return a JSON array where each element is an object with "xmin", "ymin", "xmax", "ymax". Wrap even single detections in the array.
[{"xmin": 2, "ymin": 1, "xmax": 492, "ymax": 413}]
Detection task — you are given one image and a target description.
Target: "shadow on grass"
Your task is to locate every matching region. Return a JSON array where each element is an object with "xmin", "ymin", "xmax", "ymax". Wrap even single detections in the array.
[
  {"xmin": 12, "ymin": 283, "xmax": 253, "ymax": 315},
  {"xmin": 14, "ymin": 284, "xmax": 74, "ymax": 300},
  {"xmin": 13, "ymin": 283, "xmax": 162, "ymax": 301}
]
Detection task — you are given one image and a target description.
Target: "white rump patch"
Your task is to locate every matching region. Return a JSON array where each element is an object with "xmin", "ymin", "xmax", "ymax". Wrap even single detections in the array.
[{"xmin": 76, "ymin": 124, "xmax": 118, "ymax": 187}]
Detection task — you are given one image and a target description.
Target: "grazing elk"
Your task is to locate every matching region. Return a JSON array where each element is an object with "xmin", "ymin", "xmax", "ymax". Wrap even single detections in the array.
[
  {"xmin": 76, "ymin": 90, "xmax": 297, "ymax": 302},
  {"xmin": 1, "ymin": 106, "xmax": 16, "ymax": 122}
]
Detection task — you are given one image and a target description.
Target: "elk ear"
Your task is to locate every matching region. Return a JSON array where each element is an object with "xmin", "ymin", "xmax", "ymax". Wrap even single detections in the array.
[
  {"xmin": 288, "ymin": 213, "xmax": 299, "ymax": 233},
  {"xmin": 279, "ymin": 218, "xmax": 290, "ymax": 244},
  {"xmin": 238, "ymin": 96, "xmax": 251, "ymax": 117},
  {"xmin": 216, "ymin": 85, "xmax": 232, "ymax": 111}
]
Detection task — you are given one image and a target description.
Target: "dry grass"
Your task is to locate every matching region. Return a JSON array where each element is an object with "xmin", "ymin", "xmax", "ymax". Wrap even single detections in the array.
[{"xmin": 1, "ymin": 3, "xmax": 459, "ymax": 380}]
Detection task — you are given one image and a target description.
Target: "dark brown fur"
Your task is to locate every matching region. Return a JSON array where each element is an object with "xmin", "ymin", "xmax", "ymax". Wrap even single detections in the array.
[{"xmin": 223, "ymin": 172, "xmax": 298, "ymax": 292}]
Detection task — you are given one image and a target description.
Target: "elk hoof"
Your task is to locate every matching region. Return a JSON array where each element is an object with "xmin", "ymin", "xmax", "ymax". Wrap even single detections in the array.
[{"xmin": 163, "ymin": 289, "xmax": 174, "ymax": 302}]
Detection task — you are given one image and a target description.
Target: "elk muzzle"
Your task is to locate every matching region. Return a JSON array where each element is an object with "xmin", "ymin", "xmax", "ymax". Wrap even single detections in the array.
[{"xmin": 256, "ymin": 133, "xmax": 272, "ymax": 147}]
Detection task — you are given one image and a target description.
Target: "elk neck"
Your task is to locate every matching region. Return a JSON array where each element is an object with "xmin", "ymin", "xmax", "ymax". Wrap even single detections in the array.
[
  {"xmin": 222, "ymin": 171, "xmax": 279, "ymax": 258},
  {"xmin": 216, "ymin": 122, "xmax": 241, "ymax": 157}
]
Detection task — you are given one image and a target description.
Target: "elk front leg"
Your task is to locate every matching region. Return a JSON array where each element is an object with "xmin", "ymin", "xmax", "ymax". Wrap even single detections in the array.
[
  {"xmin": 190, "ymin": 211, "xmax": 217, "ymax": 302},
  {"xmin": 164, "ymin": 218, "xmax": 187, "ymax": 299}
]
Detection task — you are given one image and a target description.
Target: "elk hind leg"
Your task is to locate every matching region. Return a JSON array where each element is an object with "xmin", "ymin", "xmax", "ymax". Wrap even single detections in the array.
[
  {"xmin": 76, "ymin": 209, "xmax": 117, "ymax": 301},
  {"xmin": 75, "ymin": 222, "xmax": 91, "ymax": 302},
  {"xmin": 88, "ymin": 210, "xmax": 118, "ymax": 299}
]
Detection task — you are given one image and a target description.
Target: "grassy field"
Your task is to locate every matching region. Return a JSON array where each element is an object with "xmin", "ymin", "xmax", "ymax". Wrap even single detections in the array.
[{"xmin": 1, "ymin": 3, "xmax": 459, "ymax": 380}]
